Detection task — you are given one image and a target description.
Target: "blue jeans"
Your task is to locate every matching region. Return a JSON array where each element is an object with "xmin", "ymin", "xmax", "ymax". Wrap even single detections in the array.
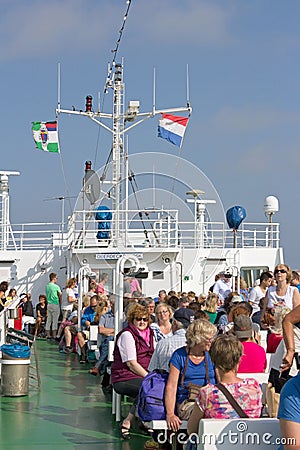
[{"xmin": 95, "ymin": 336, "xmax": 114, "ymax": 373}]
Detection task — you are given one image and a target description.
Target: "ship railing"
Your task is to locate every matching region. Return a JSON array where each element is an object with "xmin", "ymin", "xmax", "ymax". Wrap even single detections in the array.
[
  {"xmin": 2, "ymin": 222, "xmax": 68, "ymax": 251},
  {"xmin": 3, "ymin": 217, "xmax": 280, "ymax": 250},
  {"xmin": 68, "ymin": 208, "xmax": 179, "ymax": 249},
  {"xmin": 67, "ymin": 209, "xmax": 280, "ymax": 250}
]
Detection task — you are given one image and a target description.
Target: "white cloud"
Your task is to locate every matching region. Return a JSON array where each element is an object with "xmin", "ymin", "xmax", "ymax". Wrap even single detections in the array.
[
  {"xmin": 0, "ymin": 0, "xmax": 119, "ymax": 61},
  {"xmin": 0, "ymin": 0, "xmax": 234, "ymax": 61},
  {"xmin": 131, "ymin": 0, "xmax": 233, "ymax": 46}
]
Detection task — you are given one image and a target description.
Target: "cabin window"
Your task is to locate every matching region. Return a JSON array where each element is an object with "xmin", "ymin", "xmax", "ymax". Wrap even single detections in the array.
[
  {"xmin": 240, "ymin": 267, "xmax": 269, "ymax": 288},
  {"xmin": 152, "ymin": 271, "xmax": 164, "ymax": 280},
  {"xmin": 91, "ymin": 268, "xmax": 113, "ymax": 294}
]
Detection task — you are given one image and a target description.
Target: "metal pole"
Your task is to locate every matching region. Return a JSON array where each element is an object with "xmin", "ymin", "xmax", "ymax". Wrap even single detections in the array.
[{"xmin": 77, "ymin": 264, "xmax": 91, "ymax": 332}]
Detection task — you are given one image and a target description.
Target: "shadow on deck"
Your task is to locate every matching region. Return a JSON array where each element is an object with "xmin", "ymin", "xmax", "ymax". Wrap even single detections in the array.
[{"xmin": 0, "ymin": 340, "xmax": 148, "ymax": 450}]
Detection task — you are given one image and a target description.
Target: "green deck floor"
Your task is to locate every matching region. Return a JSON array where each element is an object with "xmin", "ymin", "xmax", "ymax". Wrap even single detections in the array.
[{"xmin": 0, "ymin": 340, "xmax": 149, "ymax": 450}]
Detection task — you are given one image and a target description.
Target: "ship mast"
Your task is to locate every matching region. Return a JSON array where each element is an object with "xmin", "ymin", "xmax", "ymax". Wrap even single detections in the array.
[
  {"xmin": 112, "ymin": 63, "xmax": 124, "ymax": 245},
  {"xmin": 57, "ymin": 62, "xmax": 191, "ymax": 247}
]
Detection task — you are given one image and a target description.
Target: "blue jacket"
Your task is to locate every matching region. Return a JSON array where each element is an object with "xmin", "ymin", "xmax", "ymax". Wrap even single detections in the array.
[{"xmin": 81, "ymin": 306, "xmax": 96, "ymax": 328}]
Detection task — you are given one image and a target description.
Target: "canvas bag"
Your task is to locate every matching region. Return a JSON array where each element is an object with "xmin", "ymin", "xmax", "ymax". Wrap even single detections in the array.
[
  {"xmin": 266, "ymin": 382, "xmax": 280, "ymax": 418},
  {"xmin": 137, "ymin": 370, "xmax": 169, "ymax": 421}
]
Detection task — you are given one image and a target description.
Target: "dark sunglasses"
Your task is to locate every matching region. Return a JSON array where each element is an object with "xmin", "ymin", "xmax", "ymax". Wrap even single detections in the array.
[
  {"xmin": 274, "ymin": 269, "xmax": 287, "ymax": 274},
  {"xmin": 135, "ymin": 317, "xmax": 148, "ymax": 322}
]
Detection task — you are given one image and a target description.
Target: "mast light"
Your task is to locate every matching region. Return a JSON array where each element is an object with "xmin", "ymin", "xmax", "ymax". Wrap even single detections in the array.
[{"xmin": 85, "ymin": 95, "xmax": 93, "ymax": 112}]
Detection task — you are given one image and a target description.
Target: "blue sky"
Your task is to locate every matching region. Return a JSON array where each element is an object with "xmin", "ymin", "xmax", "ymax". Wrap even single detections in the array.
[{"xmin": 1, "ymin": 0, "xmax": 300, "ymax": 267}]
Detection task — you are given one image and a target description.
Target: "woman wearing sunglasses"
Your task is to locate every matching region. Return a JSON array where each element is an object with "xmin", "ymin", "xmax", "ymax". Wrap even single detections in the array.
[
  {"xmin": 111, "ymin": 303, "xmax": 155, "ymax": 440},
  {"xmin": 266, "ymin": 264, "xmax": 300, "ymax": 311}
]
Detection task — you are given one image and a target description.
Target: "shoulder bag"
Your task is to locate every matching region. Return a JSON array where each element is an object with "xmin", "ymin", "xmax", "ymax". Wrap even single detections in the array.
[{"xmin": 216, "ymin": 383, "xmax": 249, "ymax": 418}]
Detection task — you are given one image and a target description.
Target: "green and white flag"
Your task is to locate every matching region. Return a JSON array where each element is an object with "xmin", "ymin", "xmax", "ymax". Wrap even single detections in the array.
[{"xmin": 32, "ymin": 121, "xmax": 60, "ymax": 153}]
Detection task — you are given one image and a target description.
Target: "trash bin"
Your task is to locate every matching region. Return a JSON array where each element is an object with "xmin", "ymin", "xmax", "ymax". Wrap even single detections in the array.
[{"xmin": 0, "ymin": 344, "xmax": 31, "ymax": 396}]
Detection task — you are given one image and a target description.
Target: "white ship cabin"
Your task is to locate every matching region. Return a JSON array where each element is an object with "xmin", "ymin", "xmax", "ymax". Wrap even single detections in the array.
[{"xmin": 0, "ymin": 171, "xmax": 283, "ymax": 301}]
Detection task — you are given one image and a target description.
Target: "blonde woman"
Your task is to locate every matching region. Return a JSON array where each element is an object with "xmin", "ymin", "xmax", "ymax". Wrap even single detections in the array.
[
  {"xmin": 202, "ymin": 293, "xmax": 218, "ymax": 324},
  {"xmin": 266, "ymin": 264, "xmax": 300, "ymax": 310},
  {"xmin": 150, "ymin": 303, "xmax": 173, "ymax": 342},
  {"xmin": 61, "ymin": 278, "xmax": 77, "ymax": 320},
  {"xmin": 165, "ymin": 319, "xmax": 217, "ymax": 432}
]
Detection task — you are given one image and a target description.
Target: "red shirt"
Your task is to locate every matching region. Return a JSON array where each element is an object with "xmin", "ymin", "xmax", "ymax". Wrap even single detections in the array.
[
  {"xmin": 96, "ymin": 283, "xmax": 105, "ymax": 295},
  {"xmin": 267, "ymin": 333, "xmax": 283, "ymax": 353},
  {"xmin": 238, "ymin": 341, "xmax": 267, "ymax": 373}
]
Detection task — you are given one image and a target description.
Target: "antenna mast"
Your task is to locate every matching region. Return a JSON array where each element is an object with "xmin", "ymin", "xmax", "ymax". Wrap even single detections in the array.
[{"xmin": 55, "ymin": 2, "xmax": 192, "ymax": 248}]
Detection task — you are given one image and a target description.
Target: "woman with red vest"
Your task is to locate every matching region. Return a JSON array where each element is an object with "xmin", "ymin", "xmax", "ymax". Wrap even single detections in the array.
[{"xmin": 111, "ymin": 303, "xmax": 155, "ymax": 439}]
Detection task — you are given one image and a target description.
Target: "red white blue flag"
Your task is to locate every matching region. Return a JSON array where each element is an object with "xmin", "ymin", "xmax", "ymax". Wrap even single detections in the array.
[{"xmin": 158, "ymin": 114, "xmax": 189, "ymax": 148}]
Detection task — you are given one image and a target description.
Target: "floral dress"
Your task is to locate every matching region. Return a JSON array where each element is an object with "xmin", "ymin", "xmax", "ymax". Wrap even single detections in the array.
[{"xmin": 196, "ymin": 378, "xmax": 262, "ymax": 418}]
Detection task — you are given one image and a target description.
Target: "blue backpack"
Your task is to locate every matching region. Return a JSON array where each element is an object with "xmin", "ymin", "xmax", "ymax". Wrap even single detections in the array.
[{"xmin": 137, "ymin": 370, "xmax": 169, "ymax": 421}]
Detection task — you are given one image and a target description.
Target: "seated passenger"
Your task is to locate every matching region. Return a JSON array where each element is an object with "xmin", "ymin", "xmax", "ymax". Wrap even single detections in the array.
[
  {"xmin": 140, "ymin": 298, "xmax": 156, "ymax": 322},
  {"xmin": 77, "ymin": 295, "xmax": 98, "ymax": 363},
  {"xmin": 150, "ymin": 303, "xmax": 173, "ymax": 342},
  {"xmin": 89, "ymin": 298, "xmax": 114, "ymax": 380},
  {"xmin": 148, "ymin": 308, "xmax": 195, "ymax": 372},
  {"xmin": 111, "ymin": 304, "xmax": 155, "ymax": 440},
  {"xmin": 187, "ymin": 334, "xmax": 262, "ymax": 449},
  {"xmin": 225, "ymin": 302, "xmax": 261, "ymax": 344},
  {"xmin": 202, "ymin": 293, "xmax": 218, "ymax": 324},
  {"xmin": 233, "ymin": 315, "xmax": 267, "ymax": 373},
  {"xmin": 34, "ymin": 294, "xmax": 48, "ymax": 337},
  {"xmin": 165, "ymin": 319, "xmax": 217, "ymax": 431},
  {"xmin": 0, "ymin": 284, "xmax": 7, "ymax": 312},
  {"xmin": 178, "ymin": 296, "xmax": 190, "ymax": 309},
  {"xmin": 5, "ymin": 288, "xmax": 18, "ymax": 306},
  {"xmin": 20, "ymin": 293, "xmax": 36, "ymax": 333},
  {"xmin": 60, "ymin": 309, "xmax": 78, "ymax": 352}
]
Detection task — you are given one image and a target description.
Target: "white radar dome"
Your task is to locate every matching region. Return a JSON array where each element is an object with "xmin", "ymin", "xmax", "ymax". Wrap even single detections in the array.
[{"xmin": 264, "ymin": 195, "xmax": 279, "ymax": 215}]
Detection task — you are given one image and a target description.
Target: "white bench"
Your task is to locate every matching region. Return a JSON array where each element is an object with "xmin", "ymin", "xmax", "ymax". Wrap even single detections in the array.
[
  {"xmin": 197, "ymin": 418, "xmax": 280, "ymax": 449},
  {"xmin": 238, "ymin": 372, "xmax": 269, "ymax": 408},
  {"xmin": 145, "ymin": 418, "xmax": 280, "ymax": 450},
  {"xmin": 87, "ymin": 324, "xmax": 99, "ymax": 351}
]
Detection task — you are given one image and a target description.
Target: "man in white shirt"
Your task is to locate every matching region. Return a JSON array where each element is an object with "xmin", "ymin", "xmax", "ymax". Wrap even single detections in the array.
[
  {"xmin": 213, "ymin": 272, "xmax": 233, "ymax": 303},
  {"xmin": 249, "ymin": 271, "xmax": 273, "ymax": 326}
]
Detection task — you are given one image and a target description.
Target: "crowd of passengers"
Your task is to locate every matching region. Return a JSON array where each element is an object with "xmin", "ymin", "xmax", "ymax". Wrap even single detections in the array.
[{"xmin": 2, "ymin": 264, "xmax": 300, "ymax": 449}]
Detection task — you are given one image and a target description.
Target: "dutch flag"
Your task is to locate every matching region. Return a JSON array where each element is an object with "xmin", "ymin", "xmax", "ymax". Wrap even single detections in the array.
[{"xmin": 158, "ymin": 113, "xmax": 189, "ymax": 148}]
